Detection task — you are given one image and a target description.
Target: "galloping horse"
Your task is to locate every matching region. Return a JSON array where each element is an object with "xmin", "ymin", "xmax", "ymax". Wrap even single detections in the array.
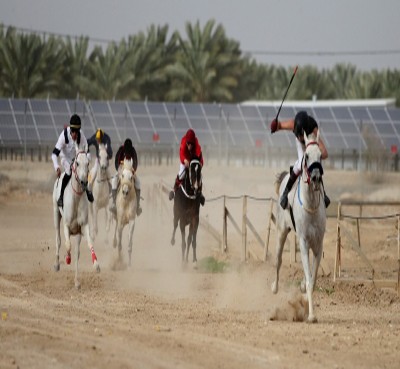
[
  {"xmin": 171, "ymin": 158, "xmax": 202, "ymax": 264},
  {"xmin": 112, "ymin": 159, "xmax": 137, "ymax": 266},
  {"xmin": 272, "ymin": 130, "xmax": 326, "ymax": 323},
  {"xmin": 53, "ymin": 148, "xmax": 100, "ymax": 289},
  {"xmin": 89, "ymin": 143, "xmax": 111, "ymax": 238}
]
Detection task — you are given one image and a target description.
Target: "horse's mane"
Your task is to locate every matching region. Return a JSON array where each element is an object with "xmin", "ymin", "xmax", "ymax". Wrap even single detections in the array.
[
  {"xmin": 275, "ymin": 171, "xmax": 288, "ymax": 195},
  {"xmin": 123, "ymin": 159, "xmax": 134, "ymax": 172}
]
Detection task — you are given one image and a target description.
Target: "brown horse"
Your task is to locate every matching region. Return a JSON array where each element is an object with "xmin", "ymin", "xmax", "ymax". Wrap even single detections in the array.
[{"xmin": 170, "ymin": 158, "xmax": 203, "ymax": 265}]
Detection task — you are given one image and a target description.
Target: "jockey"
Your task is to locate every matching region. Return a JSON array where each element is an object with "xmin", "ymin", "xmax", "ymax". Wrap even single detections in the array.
[
  {"xmin": 87, "ymin": 128, "xmax": 113, "ymax": 184},
  {"xmin": 87, "ymin": 128, "xmax": 113, "ymax": 160},
  {"xmin": 169, "ymin": 128, "xmax": 205, "ymax": 206},
  {"xmin": 109, "ymin": 138, "xmax": 142, "ymax": 216},
  {"xmin": 270, "ymin": 110, "xmax": 330, "ymax": 209},
  {"xmin": 51, "ymin": 114, "xmax": 94, "ymax": 207}
]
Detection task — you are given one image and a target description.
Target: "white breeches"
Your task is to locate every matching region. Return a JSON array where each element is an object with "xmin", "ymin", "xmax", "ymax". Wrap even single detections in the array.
[
  {"xmin": 61, "ymin": 158, "xmax": 72, "ymax": 176},
  {"xmin": 293, "ymin": 139, "xmax": 305, "ymax": 176},
  {"xmin": 178, "ymin": 163, "xmax": 186, "ymax": 180}
]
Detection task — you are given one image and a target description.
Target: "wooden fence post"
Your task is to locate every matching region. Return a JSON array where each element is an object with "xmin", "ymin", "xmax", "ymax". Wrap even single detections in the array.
[
  {"xmin": 264, "ymin": 199, "xmax": 274, "ymax": 261},
  {"xmin": 222, "ymin": 195, "xmax": 227, "ymax": 253},
  {"xmin": 334, "ymin": 202, "xmax": 342, "ymax": 282},
  {"xmin": 242, "ymin": 195, "xmax": 247, "ymax": 261}
]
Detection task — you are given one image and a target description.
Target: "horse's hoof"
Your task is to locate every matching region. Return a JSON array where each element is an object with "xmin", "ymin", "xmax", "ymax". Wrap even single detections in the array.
[
  {"xmin": 193, "ymin": 261, "xmax": 198, "ymax": 269},
  {"xmin": 171, "ymin": 239, "xmax": 175, "ymax": 246},
  {"xmin": 307, "ymin": 316, "xmax": 318, "ymax": 324},
  {"xmin": 65, "ymin": 254, "xmax": 71, "ymax": 265},
  {"xmin": 54, "ymin": 264, "xmax": 60, "ymax": 272},
  {"xmin": 75, "ymin": 281, "xmax": 81, "ymax": 290},
  {"xmin": 94, "ymin": 262, "xmax": 100, "ymax": 273},
  {"xmin": 271, "ymin": 282, "xmax": 278, "ymax": 294}
]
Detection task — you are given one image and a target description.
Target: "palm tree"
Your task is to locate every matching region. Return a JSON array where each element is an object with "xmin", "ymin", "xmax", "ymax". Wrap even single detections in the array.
[
  {"xmin": 58, "ymin": 36, "xmax": 90, "ymax": 98},
  {"xmin": 165, "ymin": 19, "xmax": 243, "ymax": 102},
  {"xmin": 0, "ymin": 27, "xmax": 64, "ymax": 97}
]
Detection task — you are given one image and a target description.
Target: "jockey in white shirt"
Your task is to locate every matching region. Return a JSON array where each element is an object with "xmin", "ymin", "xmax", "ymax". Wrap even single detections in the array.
[{"xmin": 51, "ymin": 114, "xmax": 94, "ymax": 207}]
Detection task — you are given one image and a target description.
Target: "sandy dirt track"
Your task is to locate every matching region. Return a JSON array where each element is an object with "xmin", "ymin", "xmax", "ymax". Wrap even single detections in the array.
[{"xmin": 0, "ymin": 161, "xmax": 400, "ymax": 369}]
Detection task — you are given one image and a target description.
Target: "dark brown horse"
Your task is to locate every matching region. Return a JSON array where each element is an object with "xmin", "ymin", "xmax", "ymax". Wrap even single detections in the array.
[{"xmin": 170, "ymin": 158, "xmax": 203, "ymax": 264}]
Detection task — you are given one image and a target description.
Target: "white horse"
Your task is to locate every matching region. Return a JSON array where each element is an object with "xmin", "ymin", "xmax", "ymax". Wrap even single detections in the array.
[
  {"xmin": 53, "ymin": 148, "xmax": 100, "ymax": 289},
  {"xmin": 89, "ymin": 143, "xmax": 111, "ymax": 238},
  {"xmin": 272, "ymin": 130, "xmax": 326, "ymax": 323},
  {"xmin": 112, "ymin": 159, "xmax": 137, "ymax": 266}
]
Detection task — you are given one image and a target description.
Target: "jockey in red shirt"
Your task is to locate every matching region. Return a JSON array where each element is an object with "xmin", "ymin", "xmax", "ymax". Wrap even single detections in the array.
[{"xmin": 169, "ymin": 129, "xmax": 205, "ymax": 205}]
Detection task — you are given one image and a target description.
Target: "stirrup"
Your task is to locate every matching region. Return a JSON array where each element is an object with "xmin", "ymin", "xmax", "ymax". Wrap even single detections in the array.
[
  {"xmin": 169, "ymin": 191, "xmax": 174, "ymax": 201},
  {"xmin": 137, "ymin": 206, "xmax": 142, "ymax": 216}
]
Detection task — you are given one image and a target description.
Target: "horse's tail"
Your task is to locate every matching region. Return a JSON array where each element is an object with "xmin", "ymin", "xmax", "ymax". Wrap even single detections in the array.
[{"xmin": 275, "ymin": 171, "xmax": 288, "ymax": 195}]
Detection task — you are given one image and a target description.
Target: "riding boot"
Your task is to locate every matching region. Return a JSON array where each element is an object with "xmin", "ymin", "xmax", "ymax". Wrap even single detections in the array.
[
  {"xmin": 280, "ymin": 169, "xmax": 299, "ymax": 210},
  {"xmin": 86, "ymin": 189, "xmax": 94, "ymax": 203},
  {"xmin": 321, "ymin": 178, "xmax": 330, "ymax": 208},
  {"xmin": 57, "ymin": 173, "xmax": 71, "ymax": 208},
  {"xmin": 169, "ymin": 175, "xmax": 180, "ymax": 201},
  {"xmin": 199, "ymin": 193, "xmax": 205, "ymax": 206},
  {"xmin": 109, "ymin": 189, "xmax": 117, "ymax": 215},
  {"xmin": 136, "ymin": 189, "xmax": 142, "ymax": 216}
]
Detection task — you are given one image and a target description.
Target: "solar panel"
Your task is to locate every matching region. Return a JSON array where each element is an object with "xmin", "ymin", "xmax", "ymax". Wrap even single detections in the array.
[{"xmin": 3, "ymin": 98, "xmax": 400, "ymax": 169}]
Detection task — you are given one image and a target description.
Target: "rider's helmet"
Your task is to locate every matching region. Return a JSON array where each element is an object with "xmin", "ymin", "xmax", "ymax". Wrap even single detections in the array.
[
  {"xmin": 96, "ymin": 128, "xmax": 104, "ymax": 142},
  {"xmin": 293, "ymin": 111, "xmax": 308, "ymax": 139},
  {"xmin": 186, "ymin": 129, "xmax": 196, "ymax": 145},
  {"xmin": 124, "ymin": 138, "xmax": 133, "ymax": 158},
  {"xmin": 70, "ymin": 114, "xmax": 81, "ymax": 132}
]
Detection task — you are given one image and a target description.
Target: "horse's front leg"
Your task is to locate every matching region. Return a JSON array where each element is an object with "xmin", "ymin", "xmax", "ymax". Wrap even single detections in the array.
[
  {"xmin": 93, "ymin": 203, "xmax": 99, "ymax": 237},
  {"xmin": 171, "ymin": 216, "xmax": 178, "ymax": 246},
  {"xmin": 191, "ymin": 219, "xmax": 199, "ymax": 264},
  {"xmin": 311, "ymin": 244, "xmax": 323, "ymax": 292},
  {"xmin": 180, "ymin": 222, "xmax": 187, "ymax": 263},
  {"xmin": 127, "ymin": 220, "xmax": 136, "ymax": 267},
  {"xmin": 271, "ymin": 226, "xmax": 290, "ymax": 294},
  {"xmin": 54, "ymin": 207, "xmax": 61, "ymax": 271},
  {"xmin": 299, "ymin": 240, "xmax": 317, "ymax": 323},
  {"xmin": 116, "ymin": 223, "xmax": 124, "ymax": 262},
  {"xmin": 63, "ymin": 224, "xmax": 72, "ymax": 266},
  {"xmin": 74, "ymin": 233, "xmax": 82, "ymax": 289},
  {"xmin": 83, "ymin": 223, "xmax": 100, "ymax": 273}
]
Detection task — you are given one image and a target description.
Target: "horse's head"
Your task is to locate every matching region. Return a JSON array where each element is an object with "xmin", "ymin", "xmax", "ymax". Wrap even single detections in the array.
[
  {"xmin": 98, "ymin": 143, "xmax": 109, "ymax": 172},
  {"xmin": 188, "ymin": 158, "xmax": 202, "ymax": 195},
  {"xmin": 120, "ymin": 159, "xmax": 134, "ymax": 198},
  {"xmin": 303, "ymin": 130, "xmax": 324, "ymax": 191},
  {"xmin": 73, "ymin": 150, "xmax": 90, "ymax": 190}
]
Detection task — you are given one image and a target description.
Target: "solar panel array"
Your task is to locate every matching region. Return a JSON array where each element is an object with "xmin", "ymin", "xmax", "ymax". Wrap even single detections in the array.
[{"xmin": 1, "ymin": 98, "xmax": 400, "ymax": 154}]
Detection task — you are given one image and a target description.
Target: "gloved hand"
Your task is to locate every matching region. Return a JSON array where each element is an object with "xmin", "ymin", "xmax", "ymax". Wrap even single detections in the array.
[{"xmin": 270, "ymin": 119, "xmax": 279, "ymax": 134}]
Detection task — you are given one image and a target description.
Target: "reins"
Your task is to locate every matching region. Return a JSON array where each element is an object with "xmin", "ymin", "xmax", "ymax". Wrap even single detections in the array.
[
  {"xmin": 297, "ymin": 141, "xmax": 323, "ymax": 213},
  {"xmin": 71, "ymin": 151, "xmax": 87, "ymax": 196}
]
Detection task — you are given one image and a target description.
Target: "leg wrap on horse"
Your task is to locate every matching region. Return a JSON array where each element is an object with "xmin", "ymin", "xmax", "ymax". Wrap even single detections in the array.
[
  {"xmin": 280, "ymin": 169, "xmax": 299, "ymax": 210},
  {"xmin": 57, "ymin": 173, "xmax": 71, "ymax": 207}
]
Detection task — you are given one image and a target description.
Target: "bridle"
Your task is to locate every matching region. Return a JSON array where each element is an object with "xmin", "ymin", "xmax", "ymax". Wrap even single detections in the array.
[
  {"xmin": 71, "ymin": 150, "xmax": 88, "ymax": 195},
  {"xmin": 298, "ymin": 141, "xmax": 323, "ymax": 213},
  {"xmin": 180, "ymin": 159, "xmax": 202, "ymax": 200},
  {"xmin": 301, "ymin": 141, "xmax": 324, "ymax": 185}
]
